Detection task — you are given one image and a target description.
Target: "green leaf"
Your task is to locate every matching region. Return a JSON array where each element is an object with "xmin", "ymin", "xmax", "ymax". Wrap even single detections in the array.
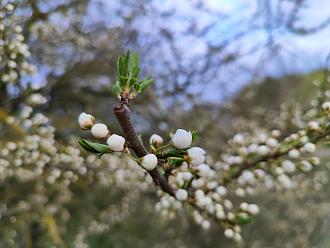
[
  {"xmin": 123, "ymin": 50, "xmax": 130, "ymax": 76},
  {"xmin": 112, "ymin": 81, "xmax": 121, "ymax": 97},
  {"xmin": 117, "ymin": 55, "xmax": 124, "ymax": 77},
  {"xmin": 168, "ymin": 157, "xmax": 184, "ymax": 167},
  {"xmin": 235, "ymin": 212, "xmax": 252, "ymax": 225},
  {"xmin": 131, "ymin": 52, "xmax": 140, "ymax": 79},
  {"xmin": 191, "ymin": 131, "xmax": 197, "ymax": 143},
  {"xmin": 78, "ymin": 139, "xmax": 110, "ymax": 155},
  {"xmin": 138, "ymin": 78, "xmax": 154, "ymax": 93}
]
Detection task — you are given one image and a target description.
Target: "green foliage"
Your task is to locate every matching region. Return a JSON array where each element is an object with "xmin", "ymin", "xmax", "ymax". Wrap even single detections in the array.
[
  {"xmin": 112, "ymin": 51, "xmax": 154, "ymax": 99},
  {"xmin": 78, "ymin": 139, "xmax": 110, "ymax": 156},
  {"xmin": 235, "ymin": 212, "xmax": 252, "ymax": 225}
]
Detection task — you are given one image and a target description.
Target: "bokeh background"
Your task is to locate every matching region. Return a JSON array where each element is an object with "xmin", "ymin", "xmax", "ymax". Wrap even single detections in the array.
[{"xmin": 1, "ymin": 0, "xmax": 330, "ymax": 247}]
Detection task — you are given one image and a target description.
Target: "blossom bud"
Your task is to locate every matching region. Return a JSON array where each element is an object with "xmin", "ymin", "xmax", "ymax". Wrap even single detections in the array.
[
  {"xmin": 248, "ymin": 204, "xmax": 259, "ymax": 215},
  {"xmin": 281, "ymin": 160, "xmax": 295, "ymax": 173},
  {"xmin": 172, "ymin": 129, "xmax": 192, "ymax": 149},
  {"xmin": 175, "ymin": 189, "xmax": 188, "ymax": 201},
  {"xmin": 302, "ymin": 142, "xmax": 316, "ymax": 153},
  {"xmin": 257, "ymin": 145, "xmax": 269, "ymax": 155},
  {"xmin": 141, "ymin": 154, "xmax": 158, "ymax": 171},
  {"xmin": 91, "ymin": 123, "xmax": 109, "ymax": 138},
  {"xmin": 224, "ymin": 229, "xmax": 234, "ymax": 238},
  {"xmin": 288, "ymin": 149, "xmax": 300, "ymax": 158},
  {"xmin": 78, "ymin": 112, "xmax": 95, "ymax": 129},
  {"xmin": 322, "ymin": 101, "xmax": 330, "ymax": 111},
  {"xmin": 149, "ymin": 134, "xmax": 163, "ymax": 146},
  {"xmin": 307, "ymin": 121, "xmax": 320, "ymax": 131},
  {"xmin": 107, "ymin": 134, "xmax": 125, "ymax": 152},
  {"xmin": 216, "ymin": 186, "xmax": 227, "ymax": 196},
  {"xmin": 187, "ymin": 147, "xmax": 206, "ymax": 166}
]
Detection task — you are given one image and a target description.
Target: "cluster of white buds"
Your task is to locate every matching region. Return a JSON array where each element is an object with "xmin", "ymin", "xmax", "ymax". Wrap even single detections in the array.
[
  {"xmin": 78, "ymin": 112, "xmax": 126, "ymax": 152},
  {"xmin": 0, "ymin": 3, "xmax": 36, "ymax": 85}
]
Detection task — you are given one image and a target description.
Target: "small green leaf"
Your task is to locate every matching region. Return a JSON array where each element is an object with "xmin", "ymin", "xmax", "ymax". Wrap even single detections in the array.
[
  {"xmin": 112, "ymin": 81, "xmax": 121, "ymax": 97},
  {"xmin": 191, "ymin": 131, "xmax": 197, "ymax": 143},
  {"xmin": 168, "ymin": 157, "xmax": 184, "ymax": 167},
  {"xmin": 123, "ymin": 50, "xmax": 130, "ymax": 76},
  {"xmin": 235, "ymin": 212, "xmax": 252, "ymax": 225},
  {"xmin": 131, "ymin": 52, "xmax": 140, "ymax": 79},
  {"xmin": 138, "ymin": 78, "xmax": 154, "ymax": 93},
  {"xmin": 78, "ymin": 139, "xmax": 110, "ymax": 155}
]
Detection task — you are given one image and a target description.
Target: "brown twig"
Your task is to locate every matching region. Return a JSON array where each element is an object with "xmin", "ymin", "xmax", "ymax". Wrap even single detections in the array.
[{"xmin": 113, "ymin": 101, "xmax": 175, "ymax": 197}]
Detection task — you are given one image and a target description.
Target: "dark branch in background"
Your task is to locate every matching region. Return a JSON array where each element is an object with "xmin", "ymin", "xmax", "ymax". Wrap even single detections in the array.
[{"xmin": 113, "ymin": 101, "xmax": 175, "ymax": 197}]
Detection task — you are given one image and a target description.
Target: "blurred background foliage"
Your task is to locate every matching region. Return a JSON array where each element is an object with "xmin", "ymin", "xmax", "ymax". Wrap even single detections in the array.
[{"xmin": 1, "ymin": 0, "xmax": 330, "ymax": 247}]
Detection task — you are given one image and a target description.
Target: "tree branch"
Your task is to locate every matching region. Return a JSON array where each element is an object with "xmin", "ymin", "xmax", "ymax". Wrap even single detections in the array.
[
  {"xmin": 113, "ymin": 101, "xmax": 175, "ymax": 197},
  {"xmin": 227, "ymin": 128, "xmax": 330, "ymax": 183}
]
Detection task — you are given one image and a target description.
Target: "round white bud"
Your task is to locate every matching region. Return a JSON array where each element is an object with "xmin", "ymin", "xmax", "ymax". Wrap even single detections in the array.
[
  {"xmin": 78, "ymin": 112, "xmax": 95, "ymax": 129},
  {"xmin": 149, "ymin": 134, "xmax": 163, "ymax": 145},
  {"xmin": 288, "ymin": 149, "xmax": 300, "ymax": 158},
  {"xmin": 91, "ymin": 123, "xmax": 109, "ymax": 138},
  {"xmin": 278, "ymin": 174, "xmax": 292, "ymax": 189},
  {"xmin": 107, "ymin": 134, "xmax": 125, "ymax": 152},
  {"xmin": 322, "ymin": 101, "xmax": 330, "ymax": 111},
  {"xmin": 307, "ymin": 121, "xmax": 320, "ymax": 131},
  {"xmin": 188, "ymin": 147, "xmax": 206, "ymax": 166},
  {"xmin": 302, "ymin": 142, "xmax": 316, "ymax": 153},
  {"xmin": 281, "ymin": 160, "xmax": 296, "ymax": 173},
  {"xmin": 172, "ymin": 129, "xmax": 192, "ymax": 149},
  {"xmin": 257, "ymin": 145, "xmax": 270, "ymax": 155},
  {"xmin": 175, "ymin": 189, "xmax": 188, "ymax": 201},
  {"xmin": 201, "ymin": 220, "xmax": 211, "ymax": 230},
  {"xmin": 141, "ymin": 154, "xmax": 158, "ymax": 171},
  {"xmin": 248, "ymin": 204, "xmax": 259, "ymax": 215},
  {"xmin": 216, "ymin": 186, "xmax": 227, "ymax": 196},
  {"xmin": 224, "ymin": 229, "xmax": 234, "ymax": 238}
]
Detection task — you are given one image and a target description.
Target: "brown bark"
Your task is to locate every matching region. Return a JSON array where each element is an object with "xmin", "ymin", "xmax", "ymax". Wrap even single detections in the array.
[{"xmin": 113, "ymin": 102, "xmax": 175, "ymax": 197}]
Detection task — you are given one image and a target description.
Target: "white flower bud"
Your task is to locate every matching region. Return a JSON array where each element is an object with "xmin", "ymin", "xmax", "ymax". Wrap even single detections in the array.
[
  {"xmin": 278, "ymin": 174, "xmax": 292, "ymax": 189},
  {"xmin": 266, "ymin": 138, "xmax": 278, "ymax": 148},
  {"xmin": 197, "ymin": 163, "xmax": 210, "ymax": 177},
  {"xmin": 240, "ymin": 202, "xmax": 249, "ymax": 211},
  {"xmin": 248, "ymin": 204, "xmax": 259, "ymax": 215},
  {"xmin": 224, "ymin": 229, "xmax": 234, "ymax": 238},
  {"xmin": 302, "ymin": 142, "xmax": 316, "ymax": 153},
  {"xmin": 149, "ymin": 134, "xmax": 163, "ymax": 145},
  {"xmin": 271, "ymin": 129, "xmax": 281, "ymax": 138},
  {"xmin": 201, "ymin": 220, "xmax": 211, "ymax": 229},
  {"xmin": 91, "ymin": 123, "xmax": 109, "ymax": 138},
  {"xmin": 182, "ymin": 171, "xmax": 193, "ymax": 181},
  {"xmin": 107, "ymin": 134, "xmax": 125, "ymax": 152},
  {"xmin": 141, "ymin": 154, "xmax": 158, "ymax": 171},
  {"xmin": 288, "ymin": 149, "xmax": 300, "ymax": 158},
  {"xmin": 301, "ymin": 160, "xmax": 312, "ymax": 171},
  {"xmin": 257, "ymin": 145, "xmax": 270, "ymax": 155},
  {"xmin": 188, "ymin": 147, "xmax": 206, "ymax": 166},
  {"xmin": 78, "ymin": 112, "xmax": 95, "ymax": 129},
  {"xmin": 172, "ymin": 129, "xmax": 192, "ymax": 149},
  {"xmin": 175, "ymin": 189, "xmax": 188, "ymax": 201},
  {"xmin": 322, "ymin": 101, "xmax": 330, "ymax": 111},
  {"xmin": 216, "ymin": 186, "xmax": 227, "ymax": 196},
  {"xmin": 281, "ymin": 160, "xmax": 296, "ymax": 173},
  {"xmin": 233, "ymin": 133, "xmax": 244, "ymax": 144},
  {"xmin": 307, "ymin": 121, "xmax": 320, "ymax": 131}
]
